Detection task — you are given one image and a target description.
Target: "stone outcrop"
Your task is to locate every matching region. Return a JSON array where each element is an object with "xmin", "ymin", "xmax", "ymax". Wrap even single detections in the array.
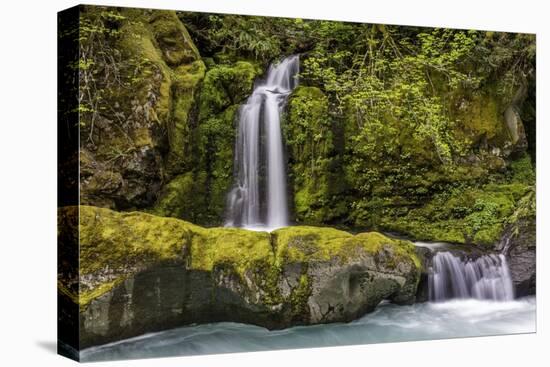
[
  {"xmin": 78, "ymin": 9, "xmax": 205, "ymax": 210},
  {"xmin": 496, "ymin": 190, "xmax": 536, "ymax": 296},
  {"xmin": 58, "ymin": 205, "xmax": 421, "ymax": 349}
]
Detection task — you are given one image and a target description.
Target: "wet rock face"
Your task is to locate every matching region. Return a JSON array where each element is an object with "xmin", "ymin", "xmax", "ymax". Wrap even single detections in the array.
[
  {"xmin": 79, "ymin": 266, "xmax": 262, "ymax": 349},
  {"xmin": 495, "ymin": 191, "xmax": 536, "ymax": 297},
  {"xmin": 413, "ymin": 246, "xmax": 433, "ymax": 303},
  {"xmin": 497, "ymin": 216, "xmax": 536, "ymax": 296},
  {"xmin": 79, "ymin": 265, "xmax": 290, "ymax": 348},
  {"xmin": 80, "ymin": 144, "xmax": 164, "ymax": 209},
  {"xmin": 508, "ymin": 243, "xmax": 536, "ymax": 297},
  {"xmin": 60, "ymin": 206, "xmax": 421, "ymax": 349},
  {"xmin": 306, "ymin": 256, "xmax": 417, "ymax": 324},
  {"xmin": 79, "ymin": 254, "xmax": 419, "ymax": 349}
]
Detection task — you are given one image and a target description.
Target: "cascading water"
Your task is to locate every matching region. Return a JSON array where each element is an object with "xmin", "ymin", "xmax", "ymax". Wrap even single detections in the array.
[
  {"xmin": 428, "ymin": 251, "xmax": 514, "ymax": 302},
  {"xmin": 225, "ymin": 55, "xmax": 299, "ymax": 230}
]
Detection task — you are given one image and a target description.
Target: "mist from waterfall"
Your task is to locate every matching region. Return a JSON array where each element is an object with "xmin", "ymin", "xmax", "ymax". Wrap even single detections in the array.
[{"xmin": 225, "ymin": 55, "xmax": 299, "ymax": 231}]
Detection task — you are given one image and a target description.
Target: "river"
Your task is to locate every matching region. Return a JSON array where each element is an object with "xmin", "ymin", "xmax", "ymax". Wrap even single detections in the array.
[{"xmin": 81, "ymin": 296, "xmax": 535, "ymax": 362}]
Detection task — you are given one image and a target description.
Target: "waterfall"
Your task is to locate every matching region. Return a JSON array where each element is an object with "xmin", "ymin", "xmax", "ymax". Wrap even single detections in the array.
[
  {"xmin": 225, "ymin": 55, "xmax": 299, "ymax": 230},
  {"xmin": 428, "ymin": 251, "xmax": 514, "ymax": 302}
]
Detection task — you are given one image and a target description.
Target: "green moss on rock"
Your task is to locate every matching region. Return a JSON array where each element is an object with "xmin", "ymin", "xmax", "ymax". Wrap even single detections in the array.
[
  {"xmin": 285, "ymin": 86, "xmax": 347, "ymax": 224},
  {"xmin": 165, "ymin": 59, "xmax": 206, "ymax": 175},
  {"xmin": 104, "ymin": 8, "xmax": 206, "ymax": 176},
  {"xmin": 455, "ymin": 92, "xmax": 509, "ymax": 147},
  {"xmin": 289, "ymin": 272, "xmax": 312, "ymax": 322},
  {"xmin": 60, "ymin": 205, "xmax": 421, "ymax": 310},
  {"xmin": 506, "ymin": 188, "xmax": 536, "ymax": 238},
  {"xmin": 152, "ymin": 172, "xmax": 203, "ymax": 220},
  {"xmin": 199, "ymin": 61, "xmax": 262, "ymax": 118},
  {"xmin": 273, "ymin": 226, "xmax": 420, "ymax": 269},
  {"xmin": 149, "ymin": 10, "xmax": 200, "ymax": 66},
  {"xmin": 115, "ymin": 13, "xmax": 174, "ymax": 123},
  {"xmin": 378, "ymin": 181, "xmax": 531, "ymax": 246},
  {"xmin": 78, "ymin": 7, "xmax": 207, "ymax": 210},
  {"xmin": 69, "ymin": 205, "xmax": 276, "ymax": 307},
  {"xmin": 509, "ymin": 153, "xmax": 535, "ymax": 185},
  {"xmin": 190, "ymin": 227, "xmax": 273, "ymax": 276},
  {"xmin": 201, "ymin": 105, "xmax": 240, "ymax": 219}
]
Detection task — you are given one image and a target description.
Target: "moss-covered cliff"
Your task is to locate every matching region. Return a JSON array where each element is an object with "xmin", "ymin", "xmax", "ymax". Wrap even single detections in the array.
[
  {"xmin": 76, "ymin": 7, "xmax": 535, "ymax": 248},
  {"xmin": 279, "ymin": 26, "xmax": 535, "ymax": 246},
  {"xmin": 284, "ymin": 86, "xmax": 349, "ymax": 224},
  {"xmin": 78, "ymin": 7, "xmax": 205, "ymax": 210}
]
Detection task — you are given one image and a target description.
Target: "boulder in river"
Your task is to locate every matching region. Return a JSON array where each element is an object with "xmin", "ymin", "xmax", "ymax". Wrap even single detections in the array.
[{"xmin": 58, "ymin": 205, "xmax": 421, "ymax": 349}]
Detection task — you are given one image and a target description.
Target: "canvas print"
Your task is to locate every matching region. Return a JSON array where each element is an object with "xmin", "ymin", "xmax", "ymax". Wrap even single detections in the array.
[{"xmin": 57, "ymin": 4, "xmax": 536, "ymax": 362}]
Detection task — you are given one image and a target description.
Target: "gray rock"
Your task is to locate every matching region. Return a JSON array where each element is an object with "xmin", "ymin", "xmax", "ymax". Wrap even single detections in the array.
[{"xmin": 496, "ymin": 191, "xmax": 536, "ymax": 297}]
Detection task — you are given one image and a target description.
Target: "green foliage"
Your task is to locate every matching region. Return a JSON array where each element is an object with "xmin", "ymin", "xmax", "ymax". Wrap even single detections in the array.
[
  {"xmin": 77, "ymin": 7, "xmax": 126, "ymax": 139},
  {"xmin": 179, "ymin": 13, "xmax": 310, "ymax": 62},
  {"xmin": 377, "ymin": 181, "xmax": 531, "ymax": 245},
  {"xmin": 284, "ymin": 22, "xmax": 535, "ymax": 240},
  {"xmin": 509, "ymin": 153, "xmax": 536, "ymax": 185},
  {"xmin": 302, "ymin": 27, "xmax": 482, "ymax": 167},
  {"xmin": 506, "ymin": 188, "xmax": 536, "ymax": 239}
]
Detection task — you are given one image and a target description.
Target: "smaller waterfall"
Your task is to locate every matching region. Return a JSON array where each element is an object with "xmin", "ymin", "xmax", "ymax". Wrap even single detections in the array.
[{"xmin": 429, "ymin": 252, "xmax": 514, "ymax": 302}]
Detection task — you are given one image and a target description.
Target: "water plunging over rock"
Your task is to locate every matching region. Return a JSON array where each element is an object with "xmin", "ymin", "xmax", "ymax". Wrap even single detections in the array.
[
  {"xmin": 428, "ymin": 251, "xmax": 514, "ymax": 302},
  {"xmin": 225, "ymin": 55, "xmax": 299, "ymax": 231}
]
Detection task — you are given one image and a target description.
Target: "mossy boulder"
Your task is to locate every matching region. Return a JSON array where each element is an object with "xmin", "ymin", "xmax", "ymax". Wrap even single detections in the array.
[
  {"xmin": 272, "ymin": 226, "xmax": 421, "ymax": 322},
  {"xmin": 58, "ymin": 205, "xmax": 421, "ymax": 348}
]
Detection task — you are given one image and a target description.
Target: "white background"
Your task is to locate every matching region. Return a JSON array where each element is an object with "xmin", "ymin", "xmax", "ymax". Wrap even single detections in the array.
[{"xmin": 0, "ymin": 0, "xmax": 548, "ymax": 365}]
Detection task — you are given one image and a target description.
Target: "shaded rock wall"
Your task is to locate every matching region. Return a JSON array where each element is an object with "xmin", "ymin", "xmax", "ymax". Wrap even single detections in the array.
[
  {"xmin": 78, "ymin": 8, "xmax": 204, "ymax": 210},
  {"xmin": 496, "ymin": 190, "xmax": 536, "ymax": 296}
]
